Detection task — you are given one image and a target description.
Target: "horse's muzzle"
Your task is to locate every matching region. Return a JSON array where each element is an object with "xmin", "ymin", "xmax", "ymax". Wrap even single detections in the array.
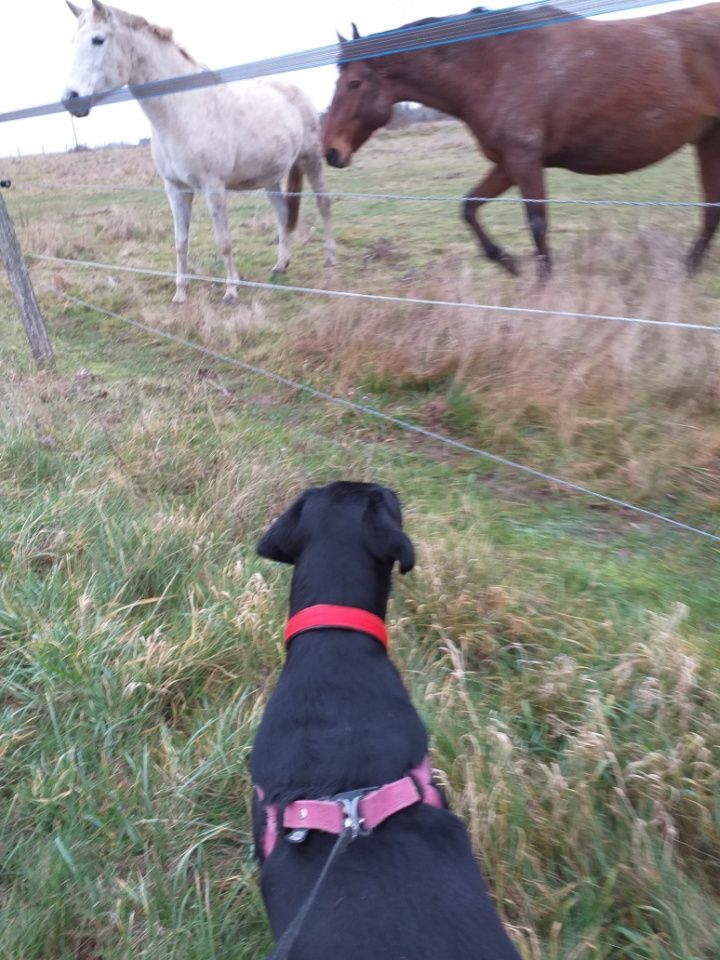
[
  {"xmin": 62, "ymin": 91, "xmax": 91, "ymax": 118},
  {"xmin": 325, "ymin": 147, "xmax": 350, "ymax": 169}
]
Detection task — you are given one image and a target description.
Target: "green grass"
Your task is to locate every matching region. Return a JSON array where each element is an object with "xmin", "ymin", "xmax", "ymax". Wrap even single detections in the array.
[{"xmin": 1, "ymin": 126, "xmax": 719, "ymax": 958}]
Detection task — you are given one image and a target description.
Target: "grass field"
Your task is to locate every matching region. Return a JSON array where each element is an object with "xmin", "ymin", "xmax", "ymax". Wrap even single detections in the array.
[{"xmin": 1, "ymin": 122, "xmax": 719, "ymax": 960}]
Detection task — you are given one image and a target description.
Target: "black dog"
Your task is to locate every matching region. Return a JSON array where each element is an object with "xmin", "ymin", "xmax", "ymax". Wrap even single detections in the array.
[{"xmin": 252, "ymin": 481, "xmax": 521, "ymax": 959}]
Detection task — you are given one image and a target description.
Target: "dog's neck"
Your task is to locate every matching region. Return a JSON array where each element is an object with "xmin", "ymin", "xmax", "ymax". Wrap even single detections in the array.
[{"xmin": 287, "ymin": 546, "xmax": 392, "ymax": 620}]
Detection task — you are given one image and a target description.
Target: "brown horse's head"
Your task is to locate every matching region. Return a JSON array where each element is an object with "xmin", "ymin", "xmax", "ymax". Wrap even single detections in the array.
[{"xmin": 323, "ymin": 25, "xmax": 394, "ymax": 168}]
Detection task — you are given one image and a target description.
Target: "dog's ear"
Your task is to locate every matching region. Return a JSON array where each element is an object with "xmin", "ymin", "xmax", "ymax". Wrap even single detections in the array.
[
  {"xmin": 256, "ymin": 492, "xmax": 308, "ymax": 565},
  {"xmin": 364, "ymin": 488, "xmax": 415, "ymax": 574}
]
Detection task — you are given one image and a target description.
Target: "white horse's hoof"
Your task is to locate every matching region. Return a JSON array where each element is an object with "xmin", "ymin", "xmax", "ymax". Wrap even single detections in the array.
[
  {"xmin": 172, "ymin": 292, "xmax": 188, "ymax": 305},
  {"xmin": 271, "ymin": 263, "xmax": 289, "ymax": 275},
  {"xmin": 324, "ymin": 256, "xmax": 337, "ymax": 268}
]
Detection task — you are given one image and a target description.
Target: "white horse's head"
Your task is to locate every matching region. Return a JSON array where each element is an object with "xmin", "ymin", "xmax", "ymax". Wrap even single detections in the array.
[{"xmin": 62, "ymin": 0, "xmax": 134, "ymax": 116}]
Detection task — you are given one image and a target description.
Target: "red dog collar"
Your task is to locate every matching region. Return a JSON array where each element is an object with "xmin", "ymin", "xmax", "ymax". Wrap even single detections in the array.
[{"xmin": 284, "ymin": 604, "xmax": 388, "ymax": 649}]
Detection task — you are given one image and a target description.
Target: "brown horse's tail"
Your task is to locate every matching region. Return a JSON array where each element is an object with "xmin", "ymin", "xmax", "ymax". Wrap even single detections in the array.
[{"xmin": 286, "ymin": 163, "xmax": 303, "ymax": 233}]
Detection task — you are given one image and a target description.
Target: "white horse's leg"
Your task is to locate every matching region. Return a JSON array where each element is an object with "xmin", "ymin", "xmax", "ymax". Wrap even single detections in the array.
[
  {"xmin": 266, "ymin": 180, "xmax": 292, "ymax": 274},
  {"xmin": 302, "ymin": 152, "xmax": 336, "ymax": 267},
  {"xmin": 203, "ymin": 185, "xmax": 241, "ymax": 303},
  {"xmin": 165, "ymin": 181, "xmax": 194, "ymax": 304}
]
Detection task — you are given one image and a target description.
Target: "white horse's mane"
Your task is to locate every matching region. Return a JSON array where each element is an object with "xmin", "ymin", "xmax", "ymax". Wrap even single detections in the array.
[{"xmin": 110, "ymin": 5, "xmax": 198, "ymax": 64}]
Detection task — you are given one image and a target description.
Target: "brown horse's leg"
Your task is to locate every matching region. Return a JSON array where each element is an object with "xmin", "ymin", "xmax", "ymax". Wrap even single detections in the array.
[
  {"xmin": 526, "ymin": 199, "xmax": 550, "ymax": 281},
  {"xmin": 462, "ymin": 166, "xmax": 518, "ymax": 275},
  {"xmin": 508, "ymin": 161, "xmax": 551, "ymax": 280},
  {"xmin": 687, "ymin": 124, "xmax": 720, "ymax": 274}
]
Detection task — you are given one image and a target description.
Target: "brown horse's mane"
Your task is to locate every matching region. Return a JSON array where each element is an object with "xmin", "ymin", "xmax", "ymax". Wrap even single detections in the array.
[
  {"xmin": 399, "ymin": 6, "xmax": 488, "ymax": 30},
  {"xmin": 347, "ymin": 4, "xmax": 572, "ymax": 46},
  {"xmin": 399, "ymin": 4, "xmax": 572, "ymax": 31},
  {"xmin": 338, "ymin": 7, "xmax": 487, "ymax": 70},
  {"xmin": 339, "ymin": 5, "xmax": 570, "ymax": 69}
]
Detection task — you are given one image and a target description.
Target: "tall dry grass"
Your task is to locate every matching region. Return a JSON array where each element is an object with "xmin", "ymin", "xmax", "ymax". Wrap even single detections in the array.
[
  {"xmin": 400, "ymin": 531, "xmax": 720, "ymax": 960},
  {"xmin": 288, "ymin": 228, "xmax": 720, "ymax": 501}
]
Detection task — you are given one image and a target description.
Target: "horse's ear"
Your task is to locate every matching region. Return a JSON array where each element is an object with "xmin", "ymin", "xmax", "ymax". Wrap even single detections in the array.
[
  {"xmin": 336, "ymin": 29, "xmax": 348, "ymax": 43},
  {"xmin": 66, "ymin": 0, "xmax": 82, "ymax": 17},
  {"xmin": 91, "ymin": 0, "xmax": 109, "ymax": 17},
  {"xmin": 351, "ymin": 22, "xmax": 361, "ymax": 40}
]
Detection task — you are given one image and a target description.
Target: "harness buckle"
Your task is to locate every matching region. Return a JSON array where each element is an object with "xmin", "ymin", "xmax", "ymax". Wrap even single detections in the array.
[
  {"xmin": 287, "ymin": 828, "xmax": 309, "ymax": 844},
  {"xmin": 340, "ymin": 794, "xmax": 371, "ymax": 839}
]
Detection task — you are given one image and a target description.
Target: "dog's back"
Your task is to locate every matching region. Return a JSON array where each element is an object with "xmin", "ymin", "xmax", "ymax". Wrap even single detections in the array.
[{"xmin": 252, "ymin": 482, "xmax": 520, "ymax": 959}]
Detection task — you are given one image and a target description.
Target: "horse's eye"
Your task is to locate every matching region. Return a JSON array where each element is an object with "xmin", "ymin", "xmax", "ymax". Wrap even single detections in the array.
[
  {"xmin": 92, "ymin": 36, "xmax": 105, "ymax": 46},
  {"xmin": 348, "ymin": 79, "xmax": 362, "ymax": 90}
]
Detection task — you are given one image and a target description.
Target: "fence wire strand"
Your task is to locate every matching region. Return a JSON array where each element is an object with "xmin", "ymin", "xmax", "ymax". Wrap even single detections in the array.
[
  {"xmin": 60, "ymin": 292, "xmax": 720, "ymax": 546},
  {"xmin": 13, "ymin": 181, "xmax": 720, "ymax": 208},
  {"xmin": 0, "ymin": 0, "xmax": 679, "ymax": 124},
  {"xmin": 30, "ymin": 253, "xmax": 720, "ymax": 333}
]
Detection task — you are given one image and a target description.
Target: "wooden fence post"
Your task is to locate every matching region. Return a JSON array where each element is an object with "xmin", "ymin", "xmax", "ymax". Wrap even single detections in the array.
[{"xmin": 0, "ymin": 183, "xmax": 55, "ymax": 368}]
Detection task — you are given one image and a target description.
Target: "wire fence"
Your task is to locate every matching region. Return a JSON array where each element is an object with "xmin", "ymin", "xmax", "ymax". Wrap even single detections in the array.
[
  {"xmin": 2, "ymin": 0, "xmax": 718, "ymax": 548},
  {"xmin": 0, "ymin": 0, "xmax": 677, "ymax": 125},
  {"xmin": 12, "ymin": 180, "xmax": 720, "ymax": 209},
  {"xmin": 62, "ymin": 293, "xmax": 720, "ymax": 546},
  {"xmin": 28, "ymin": 254, "xmax": 720, "ymax": 333}
]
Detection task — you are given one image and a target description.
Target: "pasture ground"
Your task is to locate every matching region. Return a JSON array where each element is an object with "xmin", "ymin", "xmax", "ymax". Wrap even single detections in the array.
[{"xmin": 1, "ymin": 122, "xmax": 719, "ymax": 959}]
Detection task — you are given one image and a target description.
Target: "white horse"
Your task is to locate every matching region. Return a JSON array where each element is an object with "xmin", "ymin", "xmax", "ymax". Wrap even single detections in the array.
[{"xmin": 62, "ymin": 0, "xmax": 336, "ymax": 303}]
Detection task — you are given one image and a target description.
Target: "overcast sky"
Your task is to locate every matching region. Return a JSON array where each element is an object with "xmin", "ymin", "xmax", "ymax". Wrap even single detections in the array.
[{"xmin": 0, "ymin": 0, "xmax": 708, "ymax": 157}]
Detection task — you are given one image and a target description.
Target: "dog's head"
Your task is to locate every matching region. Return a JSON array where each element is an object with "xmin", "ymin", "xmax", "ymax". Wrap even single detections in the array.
[{"xmin": 257, "ymin": 481, "xmax": 415, "ymax": 576}]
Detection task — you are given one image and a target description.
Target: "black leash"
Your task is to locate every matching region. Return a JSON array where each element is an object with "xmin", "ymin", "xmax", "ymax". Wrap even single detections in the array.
[{"xmin": 264, "ymin": 828, "xmax": 354, "ymax": 960}]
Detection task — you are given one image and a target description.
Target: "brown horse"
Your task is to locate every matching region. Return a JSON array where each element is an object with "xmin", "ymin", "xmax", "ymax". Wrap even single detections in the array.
[{"xmin": 323, "ymin": 5, "xmax": 720, "ymax": 277}]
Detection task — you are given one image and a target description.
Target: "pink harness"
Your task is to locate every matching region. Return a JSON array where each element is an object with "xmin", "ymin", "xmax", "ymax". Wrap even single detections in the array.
[
  {"xmin": 256, "ymin": 757, "xmax": 444, "ymax": 860},
  {"xmin": 257, "ymin": 607, "xmax": 444, "ymax": 860}
]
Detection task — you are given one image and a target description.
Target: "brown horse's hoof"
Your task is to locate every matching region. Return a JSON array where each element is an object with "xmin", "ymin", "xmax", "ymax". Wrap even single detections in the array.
[
  {"xmin": 499, "ymin": 252, "xmax": 520, "ymax": 277},
  {"xmin": 685, "ymin": 245, "xmax": 703, "ymax": 275},
  {"xmin": 536, "ymin": 256, "xmax": 552, "ymax": 283}
]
